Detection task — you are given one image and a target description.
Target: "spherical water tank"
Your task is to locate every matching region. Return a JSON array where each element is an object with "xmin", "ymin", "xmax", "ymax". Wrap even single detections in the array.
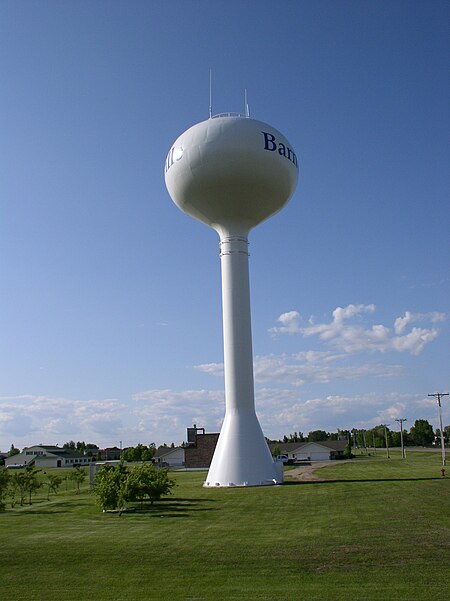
[{"xmin": 165, "ymin": 115, "xmax": 298, "ymax": 233}]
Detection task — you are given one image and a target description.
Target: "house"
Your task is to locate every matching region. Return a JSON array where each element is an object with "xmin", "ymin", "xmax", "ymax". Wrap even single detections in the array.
[
  {"xmin": 271, "ymin": 440, "xmax": 347, "ymax": 462},
  {"xmin": 4, "ymin": 445, "xmax": 94, "ymax": 469},
  {"xmin": 98, "ymin": 447, "xmax": 123, "ymax": 461},
  {"xmin": 184, "ymin": 426, "xmax": 219, "ymax": 468},
  {"xmin": 153, "ymin": 446, "xmax": 185, "ymax": 467}
]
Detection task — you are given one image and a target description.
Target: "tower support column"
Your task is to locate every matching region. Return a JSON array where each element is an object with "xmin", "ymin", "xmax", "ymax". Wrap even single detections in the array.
[{"xmin": 204, "ymin": 231, "xmax": 283, "ymax": 487}]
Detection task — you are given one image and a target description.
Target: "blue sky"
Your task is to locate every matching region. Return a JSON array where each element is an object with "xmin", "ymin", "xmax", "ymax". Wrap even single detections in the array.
[{"xmin": 1, "ymin": 0, "xmax": 448, "ymax": 450}]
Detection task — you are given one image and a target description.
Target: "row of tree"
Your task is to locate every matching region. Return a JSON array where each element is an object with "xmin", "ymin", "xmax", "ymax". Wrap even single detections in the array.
[
  {"xmin": 276, "ymin": 420, "xmax": 449, "ymax": 448},
  {"xmin": 0, "ymin": 465, "xmax": 87, "ymax": 511},
  {"xmin": 121, "ymin": 443, "xmax": 156, "ymax": 462},
  {"xmin": 63, "ymin": 441, "xmax": 100, "ymax": 456}
]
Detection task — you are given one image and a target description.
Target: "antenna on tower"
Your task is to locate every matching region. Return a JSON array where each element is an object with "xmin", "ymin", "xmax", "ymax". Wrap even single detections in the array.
[
  {"xmin": 244, "ymin": 89, "xmax": 250, "ymax": 118},
  {"xmin": 209, "ymin": 69, "xmax": 213, "ymax": 119}
]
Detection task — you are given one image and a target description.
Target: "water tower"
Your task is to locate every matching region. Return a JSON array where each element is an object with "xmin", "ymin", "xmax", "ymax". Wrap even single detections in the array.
[{"xmin": 165, "ymin": 112, "xmax": 298, "ymax": 487}]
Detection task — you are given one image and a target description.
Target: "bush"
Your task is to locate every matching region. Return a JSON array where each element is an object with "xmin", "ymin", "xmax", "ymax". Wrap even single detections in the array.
[{"xmin": 93, "ymin": 462, "xmax": 175, "ymax": 512}]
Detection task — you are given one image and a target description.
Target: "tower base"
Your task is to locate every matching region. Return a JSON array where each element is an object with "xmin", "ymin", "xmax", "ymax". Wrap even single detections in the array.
[{"xmin": 203, "ymin": 409, "xmax": 284, "ymax": 488}]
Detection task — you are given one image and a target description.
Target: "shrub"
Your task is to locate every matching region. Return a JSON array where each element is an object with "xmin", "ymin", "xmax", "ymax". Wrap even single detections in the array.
[{"xmin": 92, "ymin": 462, "xmax": 175, "ymax": 512}]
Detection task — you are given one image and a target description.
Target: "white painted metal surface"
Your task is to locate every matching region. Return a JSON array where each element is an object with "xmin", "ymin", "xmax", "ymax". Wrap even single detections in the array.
[{"xmin": 165, "ymin": 115, "xmax": 298, "ymax": 487}]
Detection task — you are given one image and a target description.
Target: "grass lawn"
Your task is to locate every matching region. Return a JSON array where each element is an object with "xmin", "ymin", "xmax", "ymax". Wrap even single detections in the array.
[{"xmin": 1, "ymin": 451, "xmax": 449, "ymax": 600}]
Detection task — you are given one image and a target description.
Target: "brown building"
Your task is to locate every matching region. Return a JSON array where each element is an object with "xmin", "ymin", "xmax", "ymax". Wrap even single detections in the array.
[
  {"xmin": 98, "ymin": 446, "xmax": 123, "ymax": 461},
  {"xmin": 184, "ymin": 425, "xmax": 219, "ymax": 468}
]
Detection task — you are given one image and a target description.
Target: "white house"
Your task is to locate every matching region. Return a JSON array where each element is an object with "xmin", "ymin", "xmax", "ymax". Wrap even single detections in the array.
[
  {"xmin": 153, "ymin": 446, "xmax": 185, "ymax": 467},
  {"xmin": 5, "ymin": 445, "xmax": 94, "ymax": 469},
  {"xmin": 273, "ymin": 440, "xmax": 347, "ymax": 462}
]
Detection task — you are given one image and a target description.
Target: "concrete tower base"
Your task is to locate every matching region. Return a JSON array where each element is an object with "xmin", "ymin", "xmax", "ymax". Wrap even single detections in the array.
[{"xmin": 204, "ymin": 409, "xmax": 284, "ymax": 487}]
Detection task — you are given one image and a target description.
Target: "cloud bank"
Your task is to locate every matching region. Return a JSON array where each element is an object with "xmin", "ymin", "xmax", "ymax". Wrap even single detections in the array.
[
  {"xmin": 269, "ymin": 305, "xmax": 445, "ymax": 355},
  {"xmin": 2, "ymin": 389, "xmax": 446, "ymax": 451}
]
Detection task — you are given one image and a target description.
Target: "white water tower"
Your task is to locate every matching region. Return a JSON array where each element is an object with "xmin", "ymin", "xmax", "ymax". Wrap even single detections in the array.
[{"xmin": 165, "ymin": 112, "xmax": 298, "ymax": 487}]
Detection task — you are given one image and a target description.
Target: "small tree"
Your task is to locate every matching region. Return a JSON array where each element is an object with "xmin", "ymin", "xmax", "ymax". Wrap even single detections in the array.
[
  {"xmin": 67, "ymin": 467, "xmax": 87, "ymax": 494},
  {"xmin": 0, "ymin": 467, "xmax": 10, "ymax": 511},
  {"xmin": 9, "ymin": 473, "xmax": 25, "ymax": 506},
  {"xmin": 8, "ymin": 444, "xmax": 20, "ymax": 457},
  {"xmin": 10, "ymin": 467, "xmax": 42, "ymax": 505},
  {"xmin": 271, "ymin": 445, "xmax": 281, "ymax": 458},
  {"xmin": 24, "ymin": 466, "xmax": 42, "ymax": 505},
  {"xmin": 46, "ymin": 474, "xmax": 63, "ymax": 500},
  {"xmin": 93, "ymin": 463, "xmax": 128, "ymax": 511},
  {"xmin": 124, "ymin": 464, "xmax": 175, "ymax": 508}
]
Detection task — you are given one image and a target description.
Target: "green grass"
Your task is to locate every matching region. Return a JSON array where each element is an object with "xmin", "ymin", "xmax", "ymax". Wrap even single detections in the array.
[{"xmin": 1, "ymin": 453, "xmax": 449, "ymax": 600}]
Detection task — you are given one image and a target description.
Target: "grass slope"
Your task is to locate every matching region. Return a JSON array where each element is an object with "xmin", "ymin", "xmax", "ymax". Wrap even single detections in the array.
[{"xmin": 0, "ymin": 452, "xmax": 449, "ymax": 601}]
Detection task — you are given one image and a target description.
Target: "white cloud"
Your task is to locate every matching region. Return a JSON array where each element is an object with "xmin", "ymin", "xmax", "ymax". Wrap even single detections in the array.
[
  {"xmin": 130, "ymin": 388, "xmax": 225, "ymax": 442},
  {"xmin": 268, "ymin": 310, "xmax": 302, "ymax": 334},
  {"xmin": 394, "ymin": 311, "xmax": 446, "ymax": 334},
  {"xmin": 196, "ymin": 350, "xmax": 402, "ymax": 388},
  {"xmin": 0, "ymin": 395, "xmax": 127, "ymax": 448},
  {"xmin": 0, "ymin": 389, "xmax": 448, "ymax": 451},
  {"xmin": 270, "ymin": 304, "xmax": 443, "ymax": 355},
  {"xmin": 194, "ymin": 363, "xmax": 224, "ymax": 377},
  {"xmin": 253, "ymin": 353, "xmax": 402, "ymax": 386},
  {"xmin": 254, "ymin": 390, "xmax": 438, "ymax": 438}
]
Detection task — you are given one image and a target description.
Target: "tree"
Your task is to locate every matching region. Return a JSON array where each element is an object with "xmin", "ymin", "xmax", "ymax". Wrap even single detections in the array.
[
  {"xmin": 124, "ymin": 464, "xmax": 175, "ymax": 507},
  {"xmin": 389, "ymin": 431, "xmax": 401, "ymax": 448},
  {"xmin": 271, "ymin": 445, "xmax": 281, "ymax": 458},
  {"xmin": 122, "ymin": 443, "xmax": 155, "ymax": 462},
  {"xmin": 85, "ymin": 443, "xmax": 99, "ymax": 458},
  {"xmin": 141, "ymin": 447, "xmax": 154, "ymax": 462},
  {"xmin": 24, "ymin": 466, "xmax": 42, "ymax": 505},
  {"xmin": 9, "ymin": 472, "xmax": 27, "ymax": 506},
  {"xmin": 409, "ymin": 419, "xmax": 434, "ymax": 446},
  {"xmin": 8, "ymin": 444, "xmax": 20, "ymax": 457},
  {"xmin": 307, "ymin": 430, "xmax": 328, "ymax": 442},
  {"xmin": 282, "ymin": 432, "xmax": 305, "ymax": 443},
  {"xmin": 10, "ymin": 467, "xmax": 42, "ymax": 505},
  {"xmin": 367, "ymin": 426, "xmax": 389, "ymax": 449},
  {"xmin": 435, "ymin": 428, "xmax": 449, "ymax": 445},
  {"xmin": 354, "ymin": 430, "xmax": 370, "ymax": 452},
  {"xmin": 67, "ymin": 467, "xmax": 87, "ymax": 494},
  {"xmin": 46, "ymin": 474, "xmax": 63, "ymax": 500},
  {"xmin": 92, "ymin": 462, "xmax": 175, "ymax": 513},
  {"xmin": 76, "ymin": 441, "xmax": 87, "ymax": 454},
  {"xmin": 344, "ymin": 432, "xmax": 353, "ymax": 458},
  {"xmin": 0, "ymin": 467, "xmax": 10, "ymax": 511},
  {"xmin": 93, "ymin": 463, "xmax": 128, "ymax": 511}
]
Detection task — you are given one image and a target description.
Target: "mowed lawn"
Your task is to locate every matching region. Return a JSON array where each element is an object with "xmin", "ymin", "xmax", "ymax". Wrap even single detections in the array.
[{"xmin": 1, "ymin": 452, "xmax": 449, "ymax": 601}]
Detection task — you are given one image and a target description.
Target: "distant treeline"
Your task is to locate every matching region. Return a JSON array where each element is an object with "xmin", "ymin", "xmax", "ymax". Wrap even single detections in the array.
[{"xmin": 270, "ymin": 420, "xmax": 449, "ymax": 448}]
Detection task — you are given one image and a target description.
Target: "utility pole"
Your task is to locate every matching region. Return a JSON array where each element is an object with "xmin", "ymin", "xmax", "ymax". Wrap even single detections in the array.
[
  {"xmin": 395, "ymin": 418, "xmax": 407, "ymax": 459},
  {"xmin": 384, "ymin": 424, "xmax": 390, "ymax": 459},
  {"xmin": 362, "ymin": 429, "xmax": 368, "ymax": 455},
  {"xmin": 428, "ymin": 393, "xmax": 449, "ymax": 467}
]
